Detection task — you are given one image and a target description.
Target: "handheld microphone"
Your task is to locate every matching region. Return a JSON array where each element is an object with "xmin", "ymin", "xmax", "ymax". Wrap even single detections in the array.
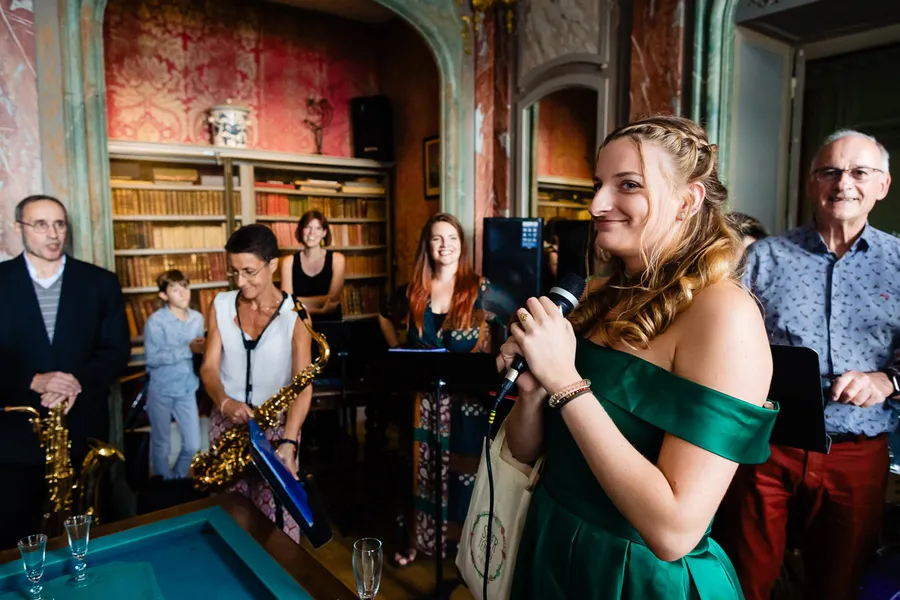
[{"xmin": 496, "ymin": 272, "xmax": 587, "ymax": 403}]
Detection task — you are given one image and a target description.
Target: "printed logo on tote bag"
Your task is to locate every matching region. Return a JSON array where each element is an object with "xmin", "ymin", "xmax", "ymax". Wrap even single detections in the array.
[{"xmin": 468, "ymin": 512, "xmax": 508, "ymax": 582}]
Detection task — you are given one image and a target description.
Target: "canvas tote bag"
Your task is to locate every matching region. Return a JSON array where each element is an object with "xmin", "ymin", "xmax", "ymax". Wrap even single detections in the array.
[{"xmin": 456, "ymin": 423, "xmax": 544, "ymax": 600}]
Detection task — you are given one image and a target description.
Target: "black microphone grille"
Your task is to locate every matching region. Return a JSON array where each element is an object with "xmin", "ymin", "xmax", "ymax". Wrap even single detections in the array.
[{"xmin": 549, "ymin": 272, "xmax": 587, "ymax": 313}]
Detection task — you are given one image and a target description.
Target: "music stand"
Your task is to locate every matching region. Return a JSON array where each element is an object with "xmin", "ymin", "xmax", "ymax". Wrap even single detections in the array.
[
  {"xmin": 767, "ymin": 344, "xmax": 831, "ymax": 454},
  {"xmin": 248, "ymin": 420, "xmax": 334, "ymax": 548},
  {"xmin": 375, "ymin": 348, "xmax": 499, "ymax": 600}
]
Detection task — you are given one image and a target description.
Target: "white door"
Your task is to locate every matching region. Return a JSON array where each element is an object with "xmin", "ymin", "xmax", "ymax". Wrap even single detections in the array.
[{"xmin": 728, "ymin": 27, "xmax": 796, "ymax": 235}]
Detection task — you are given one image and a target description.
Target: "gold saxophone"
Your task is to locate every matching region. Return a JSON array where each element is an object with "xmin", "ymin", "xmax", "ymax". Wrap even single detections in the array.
[
  {"xmin": 4, "ymin": 402, "xmax": 124, "ymax": 535},
  {"xmin": 191, "ymin": 301, "xmax": 330, "ymax": 491}
]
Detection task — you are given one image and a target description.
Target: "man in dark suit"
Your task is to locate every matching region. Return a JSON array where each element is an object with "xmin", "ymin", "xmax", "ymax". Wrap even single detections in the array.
[{"xmin": 0, "ymin": 195, "xmax": 130, "ymax": 549}]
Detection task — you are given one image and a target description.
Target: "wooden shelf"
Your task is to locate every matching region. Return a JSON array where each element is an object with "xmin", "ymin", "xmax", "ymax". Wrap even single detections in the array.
[
  {"xmin": 110, "ymin": 182, "xmax": 225, "ymax": 192},
  {"xmin": 254, "ymin": 187, "xmax": 385, "ymax": 198},
  {"xmin": 345, "ymin": 273, "xmax": 388, "ymax": 280},
  {"xmin": 122, "ymin": 280, "xmax": 229, "ymax": 294},
  {"xmin": 538, "ymin": 200, "xmax": 590, "ymax": 209},
  {"xmin": 115, "ymin": 248, "xmax": 226, "ymax": 256},
  {"xmin": 113, "ymin": 215, "xmax": 240, "ymax": 222},
  {"xmin": 536, "ymin": 175, "xmax": 593, "ymax": 191},
  {"xmin": 108, "ymin": 139, "xmax": 394, "ymax": 171},
  {"xmin": 255, "ymin": 215, "xmax": 384, "ymax": 224},
  {"xmin": 277, "ymin": 245, "xmax": 386, "ymax": 252},
  {"xmin": 342, "ymin": 313, "xmax": 379, "ymax": 321}
]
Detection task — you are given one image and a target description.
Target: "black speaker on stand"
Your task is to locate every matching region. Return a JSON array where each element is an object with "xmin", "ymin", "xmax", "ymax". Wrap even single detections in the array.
[
  {"xmin": 482, "ymin": 217, "xmax": 544, "ymax": 324},
  {"xmin": 350, "ymin": 95, "xmax": 394, "ymax": 162}
]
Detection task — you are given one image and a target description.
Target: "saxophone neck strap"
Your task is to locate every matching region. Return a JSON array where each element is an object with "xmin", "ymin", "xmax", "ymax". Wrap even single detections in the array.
[{"xmin": 235, "ymin": 291, "xmax": 287, "ymax": 408}]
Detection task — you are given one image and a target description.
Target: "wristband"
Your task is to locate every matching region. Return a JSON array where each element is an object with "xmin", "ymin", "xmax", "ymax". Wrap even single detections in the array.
[
  {"xmin": 276, "ymin": 438, "xmax": 298, "ymax": 448},
  {"xmin": 220, "ymin": 397, "xmax": 233, "ymax": 412}
]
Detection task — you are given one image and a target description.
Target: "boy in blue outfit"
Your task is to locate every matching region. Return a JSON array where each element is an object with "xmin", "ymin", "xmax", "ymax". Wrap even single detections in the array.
[{"xmin": 144, "ymin": 270, "xmax": 206, "ymax": 479}]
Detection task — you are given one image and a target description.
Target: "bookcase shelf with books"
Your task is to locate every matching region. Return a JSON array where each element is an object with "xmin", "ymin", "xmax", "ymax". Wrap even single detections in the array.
[
  {"xmin": 535, "ymin": 175, "xmax": 593, "ymax": 221},
  {"xmin": 249, "ymin": 162, "xmax": 392, "ymax": 322},
  {"xmin": 107, "ymin": 141, "xmax": 395, "ymax": 335},
  {"xmin": 107, "ymin": 146, "xmax": 241, "ymax": 348}
]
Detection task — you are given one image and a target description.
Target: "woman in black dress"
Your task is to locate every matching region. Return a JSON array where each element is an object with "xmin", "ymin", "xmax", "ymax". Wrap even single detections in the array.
[{"xmin": 280, "ymin": 210, "xmax": 345, "ymax": 320}]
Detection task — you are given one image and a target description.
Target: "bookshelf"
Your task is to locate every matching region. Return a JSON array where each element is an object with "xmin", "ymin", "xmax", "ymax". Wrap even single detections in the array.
[
  {"xmin": 535, "ymin": 175, "xmax": 593, "ymax": 221},
  {"xmin": 106, "ymin": 141, "xmax": 394, "ymax": 361}
]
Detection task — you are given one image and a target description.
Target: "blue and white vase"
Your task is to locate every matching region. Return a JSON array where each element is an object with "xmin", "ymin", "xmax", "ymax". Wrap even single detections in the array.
[{"xmin": 208, "ymin": 100, "xmax": 251, "ymax": 148}]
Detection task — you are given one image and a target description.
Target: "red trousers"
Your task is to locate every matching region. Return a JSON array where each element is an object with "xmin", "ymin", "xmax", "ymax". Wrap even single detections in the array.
[{"xmin": 715, "ymin": 436, "xmax": 889, "ymax": 600}]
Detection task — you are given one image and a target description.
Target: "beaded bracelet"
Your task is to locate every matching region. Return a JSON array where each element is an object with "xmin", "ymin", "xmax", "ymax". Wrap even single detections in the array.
[
  {"xmin": 552, "ymin": 388, "xmax": 592, "ymax": 410},
  {"xmin": 548, "ymin": 379, "xmax": 592, "ymax": 409}
]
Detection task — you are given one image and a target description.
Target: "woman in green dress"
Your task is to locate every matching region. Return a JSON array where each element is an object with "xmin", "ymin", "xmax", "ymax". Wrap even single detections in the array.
[{"xmin": 500, "ymin": 115, "xmax": 778, "ymax": 599}]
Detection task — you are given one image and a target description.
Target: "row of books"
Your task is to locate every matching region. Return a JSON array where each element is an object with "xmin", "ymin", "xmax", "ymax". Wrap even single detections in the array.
[
  {"xmin": 115, "ymin": 253, "xmax": 228, "ymax": 289},
  {"xmin": 342, "ymin": 283, "xmax": 383, "ymax": 317},
  {"xmin": 112, "ymin": 188, "xmax": 235, "ymax": 216},
  {"xmin": 124, "ymin": 287, "xmax": 221, "ymax": 338},
  {"xmin": 264, "ymin": 221, "xmax": 385, "ymax": 249},
  {"xmin": 254, "ymin": 194, "xmax": 386, "ymax": 219},
  {"xmin": 344, "ymin": 254, "xmax": 387, "ymax": 276},
  {"xmin": 113, "ymin": 223, "xmax": 227, "ymax": 250}
]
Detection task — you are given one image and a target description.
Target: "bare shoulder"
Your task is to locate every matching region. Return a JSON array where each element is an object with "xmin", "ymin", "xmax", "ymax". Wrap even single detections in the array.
[
  {"xmin": 673, "ymin": 280, "xmax": 772, "ymax": 406},
  {"xmin": 332, "ymin": 251, "xmax": 346, "ymax": 266},
  {"xmin": 281, "ymin": 254, "xmax": 294, "ymax": 268}
]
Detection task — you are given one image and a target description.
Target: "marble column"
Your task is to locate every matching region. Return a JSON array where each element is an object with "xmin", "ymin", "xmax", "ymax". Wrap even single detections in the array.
[
  {"xmin": 0, "ymin": 0, "xmax": 41, "ymax": 260},
  {"xmin": 629, "ymin": 0, "xmax": 686, "ymax": 119},
  {"xmin": 473, "ymin": 9, "xmax": 512, "ymax": 272}
]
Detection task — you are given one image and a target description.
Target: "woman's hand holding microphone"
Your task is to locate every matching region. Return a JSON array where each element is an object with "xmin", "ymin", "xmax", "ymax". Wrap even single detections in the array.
[{"xmin": 497, "ymin": 296, "xmax": 582, "ymax": 401}]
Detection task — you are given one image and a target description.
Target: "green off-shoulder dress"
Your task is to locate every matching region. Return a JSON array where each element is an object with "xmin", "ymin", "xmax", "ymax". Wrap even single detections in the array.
[{"xmin": 510, "ymin": 338, "xmax": 778, "ymax": 599}]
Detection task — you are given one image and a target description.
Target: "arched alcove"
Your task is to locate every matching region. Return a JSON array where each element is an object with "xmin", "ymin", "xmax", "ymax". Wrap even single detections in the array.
[{"xmin": 36, "ymin": 0, "xmax": 474, "ymax": 267}]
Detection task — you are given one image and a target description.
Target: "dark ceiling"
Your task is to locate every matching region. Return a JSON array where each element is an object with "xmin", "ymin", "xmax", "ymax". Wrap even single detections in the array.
[{"xmin": 738, "ymin": 0, "xmax": 900, "ymax": 44}]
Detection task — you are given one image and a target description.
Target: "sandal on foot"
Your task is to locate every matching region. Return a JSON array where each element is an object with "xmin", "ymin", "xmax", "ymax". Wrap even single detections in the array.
[{"xmin": 391, "ymin": 549, "xmax": 417, "ymax": 568}]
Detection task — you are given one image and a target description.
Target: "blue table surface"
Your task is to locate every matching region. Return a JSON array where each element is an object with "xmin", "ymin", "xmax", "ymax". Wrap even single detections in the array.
[{"xmin": 0, "ymin": 506, "xmax": 312, "ymax": 600}]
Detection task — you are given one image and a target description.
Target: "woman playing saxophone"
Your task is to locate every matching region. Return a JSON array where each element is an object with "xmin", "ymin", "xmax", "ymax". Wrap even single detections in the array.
[{"xmin": 199, "ymin": 224, "xmax": 313, "ymax": 543}]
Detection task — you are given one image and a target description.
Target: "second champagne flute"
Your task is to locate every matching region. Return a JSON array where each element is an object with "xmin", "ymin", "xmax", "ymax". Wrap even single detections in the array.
[
  {"xmin": 352, "ymin": 537, "xmax": 383, "ymax": 600},
  {"xmin": 63, "ymin": 515, "xmax": 92, "ymax": 585}
]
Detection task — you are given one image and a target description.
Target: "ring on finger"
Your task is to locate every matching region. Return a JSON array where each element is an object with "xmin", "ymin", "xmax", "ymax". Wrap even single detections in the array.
[{"xmin": 518, "ymin": 310, "xmax": 531, "ymax": 323}]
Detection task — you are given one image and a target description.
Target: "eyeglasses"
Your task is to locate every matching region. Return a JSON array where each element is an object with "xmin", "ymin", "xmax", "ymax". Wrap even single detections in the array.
[
  {"xmin": 17, "ymin": 220, "xmax": 68, "ymax": 234},
  {"xmin": 813, "ymin": 166, "xmax": 884, "ymax": 183},
  {"xmin": 226, "ymin": 264, "xmax": 267, "ymax": 280}
]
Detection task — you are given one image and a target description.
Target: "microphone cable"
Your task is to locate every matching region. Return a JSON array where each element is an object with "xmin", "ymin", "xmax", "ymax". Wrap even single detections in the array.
[{"xmin": 480, "ymin": 274, "xmax": 585, "ymax": 600}]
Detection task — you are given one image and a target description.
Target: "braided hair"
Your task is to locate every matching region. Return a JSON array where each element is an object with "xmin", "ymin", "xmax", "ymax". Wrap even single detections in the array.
[{"xmin": 571, "ymin": 115, "xmax": 741, "ymax": 349}]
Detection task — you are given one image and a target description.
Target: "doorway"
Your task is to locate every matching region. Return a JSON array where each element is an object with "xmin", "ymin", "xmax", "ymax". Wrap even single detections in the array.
[{"xmin": 729, "ymin": 3, "xmax": 900, "ymax": 237}]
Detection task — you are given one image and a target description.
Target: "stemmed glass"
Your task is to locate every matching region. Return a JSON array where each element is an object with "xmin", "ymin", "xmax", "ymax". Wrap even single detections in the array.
[
  {"xmin": 63, "ymin": 515, "xmax": 92, "ymax": 585},
  {"xmin": 17, "ymin": 534, "xmax": 48, "ymax": 600},
  {"xmin": 352, "ymin": 537, "xmax": 383, "ymax": 599}
]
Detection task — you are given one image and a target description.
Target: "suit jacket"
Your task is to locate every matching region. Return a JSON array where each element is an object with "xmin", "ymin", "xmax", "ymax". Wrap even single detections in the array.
[{"xmin": 0, "ymin": 254, "xmax": 130, "ymax": 465}]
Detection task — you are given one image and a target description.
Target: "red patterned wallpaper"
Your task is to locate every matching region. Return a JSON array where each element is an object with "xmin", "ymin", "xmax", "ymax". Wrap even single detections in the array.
[
  {"xmin": 103, "ymin": 0, "xmax": 380, "ymax": 156},
  {"xmin": 0, "ymin": 0, "xmax": 41, "ymax": 260},
  {"xmin": 376, "ymin": 19, "xmax": 439, "ymax": 287},
  {"xmin": 536, "ymin": 87, "xmax": 597, "ymax": 179}
]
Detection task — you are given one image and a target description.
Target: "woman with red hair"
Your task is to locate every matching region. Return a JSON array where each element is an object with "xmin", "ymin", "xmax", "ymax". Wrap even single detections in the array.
[{"xmin": 380, "ymin": 213, "xmax": 496, "ymax": 568}]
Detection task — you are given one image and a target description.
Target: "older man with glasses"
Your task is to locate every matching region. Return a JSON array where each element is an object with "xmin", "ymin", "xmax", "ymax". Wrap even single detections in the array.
[
  {"xmin": 0, "ymin": 195, "xmax": 130, "ymax": 549},
  {"xmin": 715, "ymin": 131, "xmax": 900, "ymax": 600}
]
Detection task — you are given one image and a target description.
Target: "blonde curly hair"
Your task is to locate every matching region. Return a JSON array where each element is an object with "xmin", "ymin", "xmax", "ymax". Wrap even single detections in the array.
[{"xmin": 571, "ymin": 115, "xmax": 741, "ymax": 348}]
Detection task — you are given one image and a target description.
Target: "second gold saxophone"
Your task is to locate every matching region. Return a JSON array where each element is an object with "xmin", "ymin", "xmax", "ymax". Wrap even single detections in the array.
[
  {"xmin": 4, "ymin": 402, "xmax": 124, "ymax": 536},
  {"xmin": 191, "ymin": 301, "xmax": 330, "ymax": 491}
]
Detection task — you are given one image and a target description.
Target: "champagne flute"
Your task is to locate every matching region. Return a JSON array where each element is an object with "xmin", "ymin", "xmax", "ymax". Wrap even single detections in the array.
[
  {"xmin": 63, "ymin": 515, "xmax": 92, "ymax": 585},
  {"xmin": 17, "ymin": 534, "xmax": 48, "ymax": 600},
  {"xmin": 352, "ymin": 537, "xmax": 383, "ymax": 599}
]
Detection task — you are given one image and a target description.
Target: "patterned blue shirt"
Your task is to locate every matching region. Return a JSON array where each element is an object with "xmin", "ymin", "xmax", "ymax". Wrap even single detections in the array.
[
  {"xmin": 144, "ymin": 306, "xmax": 205, "ymax": 398},
  {"xmin": 742, "ymin": 222, "xmax": 900, "ymax": 436}
]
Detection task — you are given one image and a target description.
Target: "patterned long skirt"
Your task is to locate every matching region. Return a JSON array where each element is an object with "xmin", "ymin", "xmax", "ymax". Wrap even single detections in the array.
[
  {"xmin": 413, "ymin": 391, "xmax": 486, "ymax": 558},
  {"xmin": 208, "ymin": 407, "xmax": 303, "ymax": 543}
]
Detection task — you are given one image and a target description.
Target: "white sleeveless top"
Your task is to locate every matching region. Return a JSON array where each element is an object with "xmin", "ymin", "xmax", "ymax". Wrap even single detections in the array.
[{"xmin": 214, "ymin": 290, "xmax": 298, "ymax": 406}]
